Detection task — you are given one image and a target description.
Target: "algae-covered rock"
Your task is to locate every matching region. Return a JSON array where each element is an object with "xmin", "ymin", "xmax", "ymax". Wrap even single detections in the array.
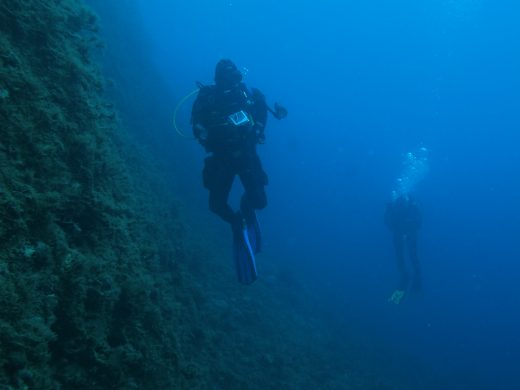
[{"xmin": 0, "ymin": 0, "xmax": 189, "ymax": 388}]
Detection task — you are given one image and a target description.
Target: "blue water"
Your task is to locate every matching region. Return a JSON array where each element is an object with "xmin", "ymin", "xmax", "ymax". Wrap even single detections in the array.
[{"xmin": 113, "ymin": 0, "xmax": 520, "ymax": 388}]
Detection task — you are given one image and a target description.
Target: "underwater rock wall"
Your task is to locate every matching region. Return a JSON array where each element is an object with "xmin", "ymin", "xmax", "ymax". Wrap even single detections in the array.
[{"xmin": 0, "ymin": 0, "xmax": 194, "ymax": 388}]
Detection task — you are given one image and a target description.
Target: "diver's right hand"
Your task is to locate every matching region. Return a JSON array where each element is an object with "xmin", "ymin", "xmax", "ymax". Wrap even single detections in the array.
[{"xmin": 273, "ymin": 103, "xmax": 288, "ymax": 120}]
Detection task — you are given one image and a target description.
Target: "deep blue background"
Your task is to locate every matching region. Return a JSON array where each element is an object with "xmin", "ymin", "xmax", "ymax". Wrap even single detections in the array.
[{"xmin": 112, "ymin": 0, "xmax": 520, "ymax": 388}]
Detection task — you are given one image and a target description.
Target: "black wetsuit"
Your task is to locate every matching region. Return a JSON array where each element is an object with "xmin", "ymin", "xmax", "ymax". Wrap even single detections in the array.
[
  {"xmin": 385, "ymin": 197, "xmax": 422, "ymax": 292},
  {"xmin": 191, "ymin": 83, "xmax": 268, "ymax": 229}
]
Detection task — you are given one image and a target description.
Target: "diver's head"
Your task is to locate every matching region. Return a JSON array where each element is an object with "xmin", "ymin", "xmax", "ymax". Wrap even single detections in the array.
[{"xmin": 215, "ymin": 59, "xmax": 242, "ymax": 89}]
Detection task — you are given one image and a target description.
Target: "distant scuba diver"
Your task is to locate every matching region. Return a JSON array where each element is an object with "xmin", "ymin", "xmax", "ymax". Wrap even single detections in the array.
[
  {"xmin": 385, "ymin": 194, "xmax": 422, "ymax": 304},
  {"xmin": 191, "ymin": 59, "xmax": 287, "ymax": 284}
]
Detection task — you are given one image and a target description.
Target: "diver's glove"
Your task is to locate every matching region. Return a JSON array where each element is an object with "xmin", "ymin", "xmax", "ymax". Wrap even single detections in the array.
[
  {"xmin": 388, "ymin": 289, "xmax": 405, "ymax": 305},
  {"xmin": 254, "ymin": 123, "xmax": 266, "ymax": 144},
  {"xmin": 193, "ymin": 124, "xmax": 208, "ymax": 144},
  {"xmin": 273, "ymin": 103, "xmax": 288, "ymax": 120}
]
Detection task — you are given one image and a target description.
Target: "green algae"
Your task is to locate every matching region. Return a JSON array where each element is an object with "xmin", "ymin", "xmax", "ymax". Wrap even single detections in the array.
[{"xmin": 0, "ymin": 0, "xmax": 188, "ymax": 388}]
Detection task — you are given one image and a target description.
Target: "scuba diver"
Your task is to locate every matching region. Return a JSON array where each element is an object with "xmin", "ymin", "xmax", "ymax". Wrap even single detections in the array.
[
  {"xmin": 385, "ymin": 194, "xmax": 422, "ymax": 304},
  {"xmin": 191, "ymin": 59, "xmax": 287, "ymax": 284}
]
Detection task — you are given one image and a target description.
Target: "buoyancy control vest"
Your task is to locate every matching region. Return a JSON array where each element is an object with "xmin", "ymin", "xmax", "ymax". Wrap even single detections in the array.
[{"xmin": 191, "ymin": 83, "xmax": 267, "ymax": 156}]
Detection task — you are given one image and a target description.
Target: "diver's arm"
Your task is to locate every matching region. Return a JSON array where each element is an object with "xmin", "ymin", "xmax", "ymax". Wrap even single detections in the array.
[
  {"xmin": 250, "ymin": 88, "xmax": 268, "ymax": 143},
  {"xmin": 191, "ymin": 96, "xmax": 209, "ymax": 146}
]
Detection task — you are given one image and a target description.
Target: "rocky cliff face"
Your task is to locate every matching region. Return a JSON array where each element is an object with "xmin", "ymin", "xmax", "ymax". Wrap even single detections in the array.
[{"xmin": 0, "ymin": 1, "xmax": 192, "ymax": 387}]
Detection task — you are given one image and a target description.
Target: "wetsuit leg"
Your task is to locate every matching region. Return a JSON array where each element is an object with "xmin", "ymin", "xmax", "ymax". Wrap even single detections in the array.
[
  {"xmin": 393, "ymin": 233, "xmax": 409, "ymax": 291},
  {"xmin": 407, "ymin": 231, "xmax": 422, "ymax": 292},
  {"xmin": 238, "ymin": 153, "xmax": 268, "ymax": 221},
  {"xmin": 203, "ymin": 156, "xmax": 236, "ymax": 224}
]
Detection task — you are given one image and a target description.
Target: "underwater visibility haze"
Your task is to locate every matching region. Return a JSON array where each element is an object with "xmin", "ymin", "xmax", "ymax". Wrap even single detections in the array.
[{"xmin": 1, "ymin": 0, "xmax": 519, "ymax": 388}]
